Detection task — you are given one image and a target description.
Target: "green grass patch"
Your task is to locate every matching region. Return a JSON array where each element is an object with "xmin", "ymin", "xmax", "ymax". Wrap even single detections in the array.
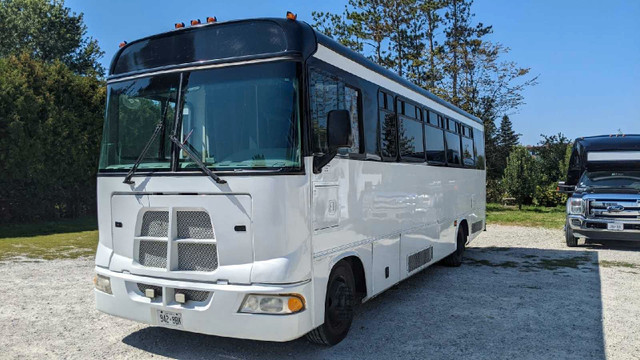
[
  {"xmin": 600, "ymin": 260, "xmax": 638, "ymax": 269},
  {"xmin": 486, "ymin": 203, "xmax": 565, "ymax": 229},
  {"xmin": 0, "ymin": 216, "xmax": 98, "ymax": 261}
]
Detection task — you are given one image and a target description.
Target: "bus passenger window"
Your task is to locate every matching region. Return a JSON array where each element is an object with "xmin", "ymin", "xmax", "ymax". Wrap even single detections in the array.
[
  {"xmin": 379, "ymin": 90, "xmax": 397, "ymax": 160},
  {"xmin": 425, "ymin": 123, "xmax": 445, "ymax": 163},
  {"xmin": 309, "ymin": 69, "xmax": 360, "ymax": 156},
  {"xmin": 462, "ymin": 127, "xmax": 475, "ymax": 167},
  {"xmin": 445, "ymin": 119, "xmax": 462, "ymax": 165}
]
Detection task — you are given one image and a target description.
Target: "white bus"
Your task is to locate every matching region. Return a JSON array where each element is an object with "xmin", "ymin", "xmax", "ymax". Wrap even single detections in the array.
[{"xmin": 94, "ymin": 16, "xmax": 486, "ymax": 345}]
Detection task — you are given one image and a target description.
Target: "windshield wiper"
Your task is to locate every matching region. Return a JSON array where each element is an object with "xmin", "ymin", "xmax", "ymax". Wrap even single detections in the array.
[
  {"xmin": 123, "ymin": 120, "xmax": 165, "ymax": 185},
  {"xmin": 169, "ymin": 135, "xmax": 227, "ymax": 184}
]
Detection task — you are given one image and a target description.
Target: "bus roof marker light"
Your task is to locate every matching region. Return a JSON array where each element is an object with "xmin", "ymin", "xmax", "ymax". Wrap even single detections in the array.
[
  {"xmin": 286, "ymin": 11, "xmax": 297, "ymax": 20},
  {"xmin": 119, "ymin": 41, "xmax": 127, "ymax": 48},
  {"xmin": 191, "ymin": 19, "xmax": 201, "ymax": 26},
  {"xmin": 206, "ymin": 16, "xmax": 217, "ymax": 23},
  {"xmin": 175, "ymin": 22, "xmax": 185, "ymax": 29}
]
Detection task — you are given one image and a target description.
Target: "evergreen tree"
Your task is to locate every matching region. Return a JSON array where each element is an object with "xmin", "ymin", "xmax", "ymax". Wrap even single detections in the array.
[
  {"xmin": 535, "ymin": 133, "xmax": 572, "ymax": 183},
  {"xmin": 0, "ymin": 0, "xmax": 104, "ymax": 75},
  {"xmin": 492, "ymin": 115, "xmax": 521, "ymax": 176}
]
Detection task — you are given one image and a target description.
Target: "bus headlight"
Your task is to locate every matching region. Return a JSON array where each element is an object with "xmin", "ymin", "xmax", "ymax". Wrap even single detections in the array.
[
  {"xmin": 567, "ymin": 198, "xmax": 585, "ymax": 215},
  {"xmin": 239, "ymin": 294, "xmax": 305, "ymax": 314},
  {"xmin": 93, "ymin": 274, "xmax": 112, "ymax": 294}
]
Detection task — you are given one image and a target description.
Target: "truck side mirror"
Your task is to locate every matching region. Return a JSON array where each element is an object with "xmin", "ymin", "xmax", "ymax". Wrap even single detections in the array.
[
  {"xmin": 313, "ymin": 110, "xmax": 352, "ymax": 174},
  {"xmin": 557, "ymin": 181, "xmax": 576, "ymax": 194}
]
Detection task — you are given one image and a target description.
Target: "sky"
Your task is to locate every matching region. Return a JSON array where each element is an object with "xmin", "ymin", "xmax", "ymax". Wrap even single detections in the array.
[{"xmin": 65, "ymin": 0, "xmax": 640, "ymax": 145}]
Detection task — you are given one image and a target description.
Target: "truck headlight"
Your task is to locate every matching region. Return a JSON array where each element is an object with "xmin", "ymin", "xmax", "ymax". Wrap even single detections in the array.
[
  {"xmin": 567, "ymin": 198, "xmax": 585, "ymax": 215},
  {"xmin": 93, "ymin": 274, "xmax": 112, "ymax": 294},
  {"xmin": 239, "ymin": 294, "xmax": 305, "ymax": 314}
]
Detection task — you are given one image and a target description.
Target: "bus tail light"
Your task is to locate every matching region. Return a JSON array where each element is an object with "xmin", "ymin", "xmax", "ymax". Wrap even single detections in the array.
[
  {"xmin": 239, "ymin": 294, "xmax": 305, "ymax": 314},
  {"xmin": 207, "ymin": 16, "xmax": 217, "ymax": 23},
  {"xmin": 93, "ymin": 274, "xmax": 112, "ymax": 294},
  {"xmin": 286, "ymin": 11, "xmax": 297, "ymax": 20}
]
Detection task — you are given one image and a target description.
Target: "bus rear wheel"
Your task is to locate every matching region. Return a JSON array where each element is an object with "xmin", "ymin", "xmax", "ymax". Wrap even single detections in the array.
[
  {"xmin": 306, "ymin": 261, "xmax": 355, "ymax": 346},
  {"xmin": 442, "ymin": 228, "xmax": 466, "ymax": 267}
]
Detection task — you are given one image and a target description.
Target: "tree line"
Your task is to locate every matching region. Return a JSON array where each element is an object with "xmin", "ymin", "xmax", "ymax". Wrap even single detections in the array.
[
  {"xmin": 0, "ymin": 0, "xmax": 104, "ymax": 223},
  {"xmin": 0, "ymin": 0, "xmax": 562, "ymax": 223}
]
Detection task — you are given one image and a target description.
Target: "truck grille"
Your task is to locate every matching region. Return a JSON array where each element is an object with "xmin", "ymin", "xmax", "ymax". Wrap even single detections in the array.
[
  {"xmin": 136, "ymin": 210, "xmax": 217, "ymax": 272},
  {"xmin": 589, "ymin": 199, "xmax": 640, "ymax": 219}
]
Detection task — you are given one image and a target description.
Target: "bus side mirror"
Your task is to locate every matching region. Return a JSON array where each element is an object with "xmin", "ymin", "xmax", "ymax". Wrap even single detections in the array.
[
  {"xmin": 327, "ymin": 110, "xmax": 352, "ymax": 149},
  {"xmin": 313, "ymin": 110, "xmax": 352, "ymax": 174}
]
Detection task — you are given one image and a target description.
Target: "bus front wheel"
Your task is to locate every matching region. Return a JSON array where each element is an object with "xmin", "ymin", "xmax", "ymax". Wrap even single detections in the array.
[
  {"xmin": 442, "ymin": 228, "xmax": 466, "ymax": 267},
  {"xmin": 307, "ymin": 260, "xmax": 355, "ymax": 346}
]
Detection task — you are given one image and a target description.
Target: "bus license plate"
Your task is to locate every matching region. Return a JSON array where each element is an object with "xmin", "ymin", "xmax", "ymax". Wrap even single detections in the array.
[
  {"xmin": 607, "ymin": 223, "xmax": 624, "ymax": 231},
  {"xmin": 157, "ymin": 310, "xmax": 182, "ymax": 328}
]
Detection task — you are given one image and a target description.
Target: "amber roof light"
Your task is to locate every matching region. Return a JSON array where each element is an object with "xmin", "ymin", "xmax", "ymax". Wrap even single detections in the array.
[{"xmin": 286, "ymin": 11, "xmax": 297, "ymax": 20}]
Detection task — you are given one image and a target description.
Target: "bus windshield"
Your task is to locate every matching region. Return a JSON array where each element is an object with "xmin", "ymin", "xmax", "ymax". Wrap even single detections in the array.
[{"xmin": 99, "ymin": 61, "xmax": 301, "ymax": 172}]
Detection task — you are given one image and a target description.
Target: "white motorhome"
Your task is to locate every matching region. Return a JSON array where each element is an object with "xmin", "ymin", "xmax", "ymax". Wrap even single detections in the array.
[{"xmin": 94, "ymin": 16, "xmax": 486, "ymax": 345}]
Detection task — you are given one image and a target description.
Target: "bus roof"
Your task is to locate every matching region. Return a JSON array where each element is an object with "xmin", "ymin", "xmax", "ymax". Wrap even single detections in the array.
[{"xmin": 110, "ymin": 17, "xmax": 482, "ymax": 125}]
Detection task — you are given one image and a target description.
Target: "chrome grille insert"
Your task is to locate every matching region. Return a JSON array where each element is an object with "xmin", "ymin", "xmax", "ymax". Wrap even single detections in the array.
[
  {"xmin": 178, "ymin": 243, "xmax": 218, "ymax": 271},
  {"xmin": 175, "ymin": 288, "xmax": 210, "ymax": 302},
  {"xmin": 177, "ymin": 211, "xmax": 214, "ymax": 239},
  {"xmin": 138, "ymin": 240, "xmax": 167, "ymax": 268},
  {"xmin": 140, "ymin": 211, "xmax": 169, "ymax": 237}
]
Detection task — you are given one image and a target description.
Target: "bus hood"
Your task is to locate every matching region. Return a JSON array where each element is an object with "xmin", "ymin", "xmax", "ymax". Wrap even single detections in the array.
[{"xmin": 107, "ymin": 193, "xmax": 253, "ymax": 284}]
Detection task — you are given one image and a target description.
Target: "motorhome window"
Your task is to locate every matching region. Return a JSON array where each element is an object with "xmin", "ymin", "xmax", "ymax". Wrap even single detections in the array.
[{"xmin": 309, "ymin": 68, "xmax": 360, "ymax": 156}]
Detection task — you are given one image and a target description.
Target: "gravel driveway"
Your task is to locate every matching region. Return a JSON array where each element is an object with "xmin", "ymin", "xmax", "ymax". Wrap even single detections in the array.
[{"xmin": 1, "ymin": 225, "xmax": 639, "ymax": 359}]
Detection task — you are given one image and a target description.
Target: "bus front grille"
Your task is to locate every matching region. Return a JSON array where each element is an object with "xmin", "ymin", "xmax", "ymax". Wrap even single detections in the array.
[
  {"xmin": 177, "ymin": 211, "xmax": 215, "ymax": 239},
  {"xmin": 177, "ymin": 243, "xmax": 218, "ymax": 271},
  {"xmin": 140, "ymin": 211, "xmax": 169, "ymax": 237},
  {"xmin": 138, "ymin": 240, "xmax": 167, "ymax": 268}
]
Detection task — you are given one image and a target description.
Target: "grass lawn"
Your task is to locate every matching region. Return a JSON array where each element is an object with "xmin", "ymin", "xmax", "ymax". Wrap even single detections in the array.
[
  {"xmin": 0, "ymin": 217, "xmax": 98, "ymax": 261},
  {"xmin": 486, "ymin": 203, "xmax": 565, "ymax": 229}
]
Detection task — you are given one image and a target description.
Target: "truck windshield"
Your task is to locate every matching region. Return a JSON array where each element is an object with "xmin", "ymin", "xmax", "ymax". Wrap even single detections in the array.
[
  {"xmin": 579, "ymin": 171, "xmax": 640, "ymax": 190},
  {"xmin": 99, "ymin": 61, "xmax": 301, "ymax": 172}
]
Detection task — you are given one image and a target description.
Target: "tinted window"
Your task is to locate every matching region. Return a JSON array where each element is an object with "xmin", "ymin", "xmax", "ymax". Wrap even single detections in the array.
[
  {"xmin": 474, "ymin": 130, "xmax": 486, "ymax": 169},
  {"xmin": 309, "ymin": 69, "xmax": 360, "ymax": 155},
  {"xmin": 462, "ymin": 137, "xmax": 475, "ymax": 166},
  {"xmin": 399, "ymin": 119, "xmax": 425, "ymax": 161},
  {"xmin": 425, "ymin": 124, "xmax": 445, "ymax": 163},
  {"xmin": 380, "ymin": 110, "xmax": 397, "ymax": 159},
  {"xmin": 113, "ymin": 21, "xmax": 288, "ymax": 74},
  {"xmin": 446, "ymin": 131, "xmax": 462, "ymax": 165}
]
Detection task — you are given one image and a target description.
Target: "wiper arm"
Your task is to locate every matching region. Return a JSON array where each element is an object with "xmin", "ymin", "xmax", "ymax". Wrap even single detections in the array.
[
  {"xmin": 123, "ymin": 120, "xmax": 165, "ymax": 185},
  {"xmin": 169, "ymin": 135, "xmax": 227, "ymax": 184}
]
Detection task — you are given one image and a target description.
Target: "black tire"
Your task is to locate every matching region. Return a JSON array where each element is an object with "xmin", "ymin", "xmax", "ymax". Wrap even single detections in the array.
[
  {"xmin": 306, "ymin": 261, "xmax": 355, "ymax": 346},
  {"xmin": 442, "ymin": 228, "xmax": 466, "ymax": 267},
  {"xmin": 566, "ymin": 222, "xmax": 578, "ymax": 247}
]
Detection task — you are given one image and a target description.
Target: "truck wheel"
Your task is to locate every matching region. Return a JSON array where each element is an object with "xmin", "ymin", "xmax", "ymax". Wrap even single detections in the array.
[
  {"xmin": 443, "ymin": 229, "xmax": 466, "ymax": 267},
  {"xmin": 307, "ymin": 261, "xmax": 355, "ymax": 346},
  {"xmin": 566, "ymin": 222, "xmax": 578, "ymax": 247}
]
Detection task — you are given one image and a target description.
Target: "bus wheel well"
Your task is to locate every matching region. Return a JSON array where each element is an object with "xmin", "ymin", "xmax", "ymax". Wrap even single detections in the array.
[
  {"xmin": 341, "ymin": 256, "xmax": 367, "ymax": 302},
  {"xmin": 459, "ymin": 219, "xmax": 469, "ymax": 239}
]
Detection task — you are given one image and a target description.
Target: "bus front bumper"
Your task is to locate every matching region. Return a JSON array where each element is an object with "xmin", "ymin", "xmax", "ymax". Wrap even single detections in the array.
[
  {"xmin": 567, "ymin": 215, "xmax": 640, "ymax": 241},
  {"xmin": 94, "ymin": 267, "xmax": 314, "ymax": 342}
]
